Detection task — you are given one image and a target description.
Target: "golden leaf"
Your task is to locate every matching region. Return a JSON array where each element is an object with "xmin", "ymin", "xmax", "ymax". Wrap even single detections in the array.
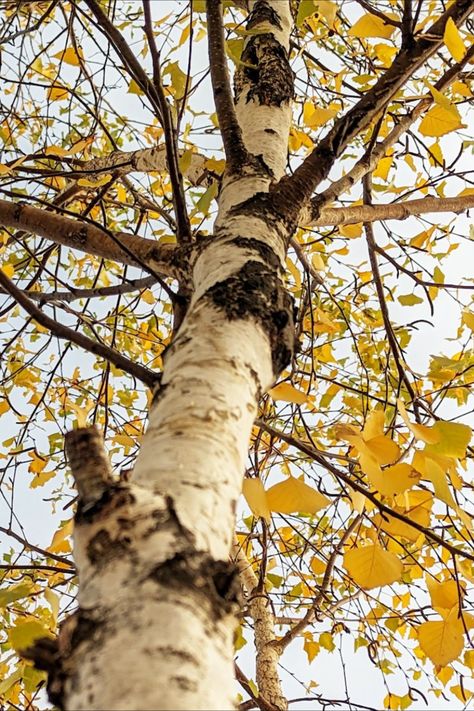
[{"xmin": 343, "ymin": 544, "xmax": 403, "ymax": 589}]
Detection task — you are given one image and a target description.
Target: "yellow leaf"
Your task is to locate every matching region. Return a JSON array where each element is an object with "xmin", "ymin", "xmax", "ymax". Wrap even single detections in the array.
[
  {"xmin": 128, "ymin": 79, "xmax": 144, "ymax": 95},
  {"xmin": 462, "ymin": 311, "xmax": 474, "ymax": 332},
  {"xmin": 373, "ymin": 156, "xmax": 393, "ymax": 181},
  {"xmin": 54, "ymin": 46, "xmax": 84, "ymax": 66},
  {"xmin": 286, "ymin": 256, "xmax": 302, "ymax": 289},
  {"xmin": 9, "ymin": 618, "xmax": 53, "ymax": 652},
  {"xmin": 2, "ymin": 263, "xmax": 15, "ymax": 278},
  {"xmin": 310, "ymin": 556, "xmax": 327, "ymax": 575},
  {"xmin": 141, "ymin": 289, "xmax": 155, "ymax": 305},
  {"xmin": 268, "ymin": 382, "xmax": 308, "ymax": 405},
  {"xmin": 47, "ymin": 85, "xmax": 69, "ymax": 101},
  {"xmin": 418, "ymin": 612, "xmax": 464, "ymax": 667},
  {"xmin": 30, "ymin": 469, "xmax": 56, "ymax": 489},
  {"xmin": 425, "ymin": 421, "xmax": 472, "ymax": 459},
  {"xmin": 397, "ymin": 399, "xmax": 439, "ymax": 444},
  {"xmin": 311, "ymin": 253, "xmax": 325, "ymax": 271},
  {"xmin": 339, "ymin": 222, "xmax": 363, "ymax": 238},
  {"xmin": 362, "ymin": 410, "xmax": 384, "ymax": 439},
  {"xmin": 77, "ymin": 173, "xmax": 112, "ymax": 188},
  {"xmin": 443, "ymin": 17, "xmax": 466, "ymax": 63},
  {"xmin": 49, "ymin": 519, "xmax": 73, "ymax": 554},
  {"xmin": 343, "ymin": 544, "xmax": 403, "ymax": 590},
  {"xmin": 426, "ymin": 577, "xmax": 460, "ymax": 612},
  {"xmin": 266, "ymin": 477, "xmax": 329, "ymax": 514},
  {"xmin": 378, "ymin": 463, "xmax": 420, "ymax": 497},
  {"xmin": 364, "ymin": 435, "xmax": 400, "ymax": 466},
  {"xmin": 419, "ymin": 105, "xmax": 463, "ymax": 137},
  {"xmin": 204, "ymin": 157, "xmax": 226, "ymax": 174},
  {"xmin": 242, "ymin": 478, "xmax": 271, "ymax": 522},
  {"xmin": 315, "ymin": 1, "xmax": 337, "ymax": 27},
  {"xmin": 28, "ymin": 450, "xmax": 47, "ymax": 474},
  {"xmin": 374, "ymin": 43, "xmax": 397, "ymax": 67},
  {"xmin": 303, "ymin": 103, "xmax": 338, "ymax": 129},
  {"xmin": 0, "ymin": 399, "xmax": 9, "ymax": 415},
  {"xmin": 348, "ymin": 13, "xmax": 395, "ymax": 39},
  {"xmin": 0, "ymin": 164, "xmax": 11, "ymax": 175}
]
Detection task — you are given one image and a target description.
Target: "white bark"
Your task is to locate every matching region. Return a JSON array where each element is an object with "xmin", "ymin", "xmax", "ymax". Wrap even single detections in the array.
[{"xmin": 60, "ymin": 3, "xmax": 294, "ymax": 709}]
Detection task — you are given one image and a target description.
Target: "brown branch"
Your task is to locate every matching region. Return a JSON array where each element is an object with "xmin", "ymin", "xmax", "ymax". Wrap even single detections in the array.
[
  {"xmin": 0, "ymin": 268, "xmax": 158, "ymax": 389},
  {"xmin": 273, "ymin": 516, "xmax": 362, "ymax": 653},
  {"xmin": 273, "ymin": 0, "xmax": 474, "ymax": 213},
  {"xmin": 0, "ymin": 275, "xmax": 157, "ymax": 304},
  {"xmin": 0, "ymin": 198, "xmax": 182, "ymax": 276},
  {"xmin": 311, "ymin": 194, "xmax": 474, "ymax": 227},
  {"xmin": 0, "ymin": 526, "xmax": 74, "ymax": 566},
  {"xmin": 206, "ymin": 0, "xmax": 248, "ymax": 173},
  {"xmin": 65, "ymin": 426, "xmax": 114, "ymax": 508},
  {"xmin": 255, "ymin": 420, "xmax": 474, "ymax": 563},
  {"xmin": 142, "ymin": 0, "xmax": 191, "ymax": 242},
  {"xmin": 374, "ymin": 243, "xmax": 474, "ymax": 290},
  {"xmin": 362, "ymin": 173, "xmax": 420, "ymax": 411},
  {"xmin": 310, "ymin": 42, "xmax": 474, "ymax": 213}
]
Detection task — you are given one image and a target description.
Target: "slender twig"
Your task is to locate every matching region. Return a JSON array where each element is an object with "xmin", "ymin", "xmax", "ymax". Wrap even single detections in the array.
[
  {"xmin": 0, "ymin": 269, "xmax": 158, "ymax": 388},
  {"xmin": 142, "ymin": 0, "xmax": 192, "ymax": 242},
  {"xmin": 255, "ymin": 421, "xmax": 474, "ymax": 563},
  {"xmin": 362, "ymin": 173, "xmax": 420, "ymax": 413},
  {"xmin": 0, "ymin": 526, "xmax": 74, "ymax": 566}
]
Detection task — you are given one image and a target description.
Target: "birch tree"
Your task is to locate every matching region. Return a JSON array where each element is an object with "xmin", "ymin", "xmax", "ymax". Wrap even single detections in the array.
[{"xmin": 1, "ymin": 1, "xmax": 474, "ymax": 709}]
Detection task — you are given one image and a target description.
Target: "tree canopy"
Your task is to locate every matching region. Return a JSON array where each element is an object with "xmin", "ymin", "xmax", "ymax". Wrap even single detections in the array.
[{"xmin": 0, "ymin": 1, "xmax": 474, "ymax": 709}]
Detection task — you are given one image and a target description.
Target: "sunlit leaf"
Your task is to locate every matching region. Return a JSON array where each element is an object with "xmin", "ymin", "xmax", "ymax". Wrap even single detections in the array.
[
  {"xmin": 343, "ymin": 544, "xmax": 403, "ymax": 590},
  {"xmin": 242, "ymin": 478, "xmax": 271, "ymax": 522},
  {"xmin": 348, "ymin": 13, "xmax": 395, "ymax": 39},
  {"xmin": 268, "ymin": 382, "xmax": 308, "ymax": 404},
  {"xmin": 443, "ymin": 17, "xmax": 466, "ymax": 63},
  {"xmin": 266, "ymin": 477, "xmax": 329, "ymax": 514}
]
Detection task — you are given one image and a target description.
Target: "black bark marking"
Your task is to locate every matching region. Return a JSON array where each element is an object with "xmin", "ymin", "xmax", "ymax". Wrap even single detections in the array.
[
  {"xmin": 235, "ymin": 34, "xmax": 294, "ymax": 107},
  {"xmin": 148, "ymin": 553, "xmax": 241, "ymax": 617},
  {"xmin": 205, "ymin": 260, "xmax": 295, "ymax": 375},
  {"xmin": 87, "ymin": 528, "xmax": 131, "ymax": 565}
]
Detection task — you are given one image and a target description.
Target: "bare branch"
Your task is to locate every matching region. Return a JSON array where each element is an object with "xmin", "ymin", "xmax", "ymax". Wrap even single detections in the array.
[
  {"xmin": 0, "ymin": 198, "xmax": 183, "ymax": 277},
  {"xmin": 0, "ymin": 268, "xmax": 158, "ymax": 388},
  {"xmin": 206, "ymin": 0, "xmax": 248, "ymax": 173},
  {"xmin": 310, "ymin": 194, "xmax": 474, "ymax": 227}
]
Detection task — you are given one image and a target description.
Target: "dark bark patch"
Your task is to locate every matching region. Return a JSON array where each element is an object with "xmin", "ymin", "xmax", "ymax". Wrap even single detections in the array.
[
  {"xmin": 205, "ymin": 260, "xmax": 295, "ymax": 375},
  {"xmin": 229, "ymin": 236, "xmax": 282, "ymax": 272},
  {"xmin": 247, "ymin": 0, "xmax": 283, "ymax": 31},
  {"xmin": 148, "ymin": 552, "xmax": 241, "ymax": 617},
  {"xmin": 87, "ymin": 528, "xmax": 131, "ymax": 565},
  {"xmin": 235, "ymin": 34, "xmax": 293, "ymax": 107},
  {"xmin": 76, "ymin": 485, "xmax": 135, "ymax": 523}
]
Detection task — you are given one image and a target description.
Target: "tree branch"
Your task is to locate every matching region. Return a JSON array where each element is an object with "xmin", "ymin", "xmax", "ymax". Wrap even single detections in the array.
[
  {"xmin": 309, "ymin": 42, "xmax": 474, "ymax": 214},
  {"xmin": 310, "ymin": 194, "xmax": 474, "ymax": 227},
  {"xmin": 0, "ymin": 275, "xmax": 157, "ymax": 304},
  {"xmin": 0, "ymin": 268, "xmax": 158, "ymax": 388},
  {"xmin": 206, "ymin": 0, "xmax": 248, "ymax": 173},
  {"xmin": 65, "ymin": 426, "xmax": 115, "ymax": 508},
  {"xmin": 272, "ymin": 0, "xmax": 474, "ymax": 214},
  {"xmin": 0, "ymin": 198, "xmax": 183, "ymax": 277}
]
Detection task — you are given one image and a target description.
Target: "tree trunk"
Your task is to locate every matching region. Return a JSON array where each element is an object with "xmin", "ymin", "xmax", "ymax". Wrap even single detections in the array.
[{"xmin": 51, "ymin": 2, "xmax": 295, "ymax": 709}]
